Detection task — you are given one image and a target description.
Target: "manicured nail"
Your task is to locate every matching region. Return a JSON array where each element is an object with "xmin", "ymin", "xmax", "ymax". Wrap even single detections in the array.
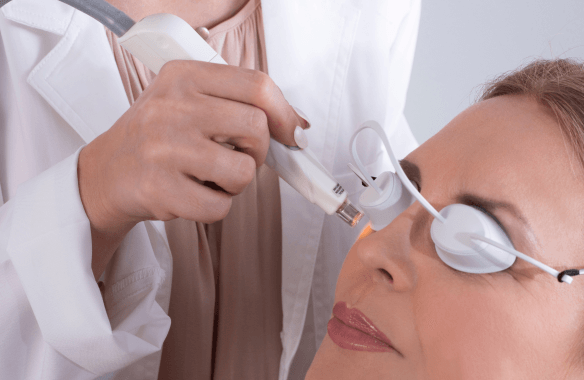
[
  {"xmin": 294, "ymin": 126, "xmax": 309, "ymax": 149},
  {"xmin": 292, "ymin": 106, "xmax": 311, "ymax": 129},
  {"xmin": 195, "ymin": 26, "xmax": 210, "ymax": 40}
]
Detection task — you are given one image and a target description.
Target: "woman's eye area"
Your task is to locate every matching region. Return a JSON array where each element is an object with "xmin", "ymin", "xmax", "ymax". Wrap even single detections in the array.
[
  {"xmin": 467, "ymin": 204, "xmax": 510, "ymax": 239},
  {"xmin": 410, "ymin": 179, "xmax": 421, "ymax": 192}
]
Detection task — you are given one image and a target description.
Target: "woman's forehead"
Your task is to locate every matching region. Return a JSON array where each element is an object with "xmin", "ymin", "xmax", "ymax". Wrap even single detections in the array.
[
  {"xmin": 411, "ymin": 95, "xmax": 580, "ymax": 190},
  {"xmin": 407, "ymin": 96, "xmax": 584, "ymax": 262},
  {"xmin": 407, "ymin": 95, "xmax": 584, "ymax": 262}
]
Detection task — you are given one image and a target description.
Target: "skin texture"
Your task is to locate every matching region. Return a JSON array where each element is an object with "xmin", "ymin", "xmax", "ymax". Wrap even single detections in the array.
[
  {"xmin": 82, "ymin": 1, "xmax": 308, "ymax": 280},
  {"xmin": 306, "ymin": 95, "xmax": 584, "ymax": 379}
]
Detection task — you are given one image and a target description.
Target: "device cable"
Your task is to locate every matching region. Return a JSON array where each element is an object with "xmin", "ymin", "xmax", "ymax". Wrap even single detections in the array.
[
  {"xmin": 58, "ymin": 0, "xmax": 135, "ymax": 36},
  {"xmin": 0, "ymin": 0, "xmax": 135, "ymax": 37}
]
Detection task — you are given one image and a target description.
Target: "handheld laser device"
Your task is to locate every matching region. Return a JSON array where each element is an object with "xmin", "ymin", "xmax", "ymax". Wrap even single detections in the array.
[{"xmin": 0, "ymin": 0, "xmax": 363, "ymax": 227}]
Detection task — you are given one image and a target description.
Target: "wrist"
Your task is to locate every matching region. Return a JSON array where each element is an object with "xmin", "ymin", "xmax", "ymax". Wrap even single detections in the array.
[
  {"xmin": 78, "ymin": 142, "xmax": 137, "ymax": 235},
  {"xmin": 79, "ymin": 142, "xmax": 139, "ymax": 280}
]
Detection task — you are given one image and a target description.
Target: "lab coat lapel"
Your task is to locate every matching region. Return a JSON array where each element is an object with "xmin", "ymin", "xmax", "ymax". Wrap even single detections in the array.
[
  {"xmin": 3, "ymin": 0, "xmax": 130, "ymax": 144},
  {"xmin": 263, "ymin": 1, "xmax": 361, "ymax": 378},
  {"xmin": 2, "ymin": 0, "xmax": 172, "ymax": 281}
]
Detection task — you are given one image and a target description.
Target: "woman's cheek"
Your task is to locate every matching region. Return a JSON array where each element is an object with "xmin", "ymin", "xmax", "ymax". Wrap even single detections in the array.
[
  {"xmin": 414, "ymin": 277, "xmax": 516, "ymax": 378},
  {"xmin": 334, "ymin": 245, "xmax": 371, "ymax": 301}
]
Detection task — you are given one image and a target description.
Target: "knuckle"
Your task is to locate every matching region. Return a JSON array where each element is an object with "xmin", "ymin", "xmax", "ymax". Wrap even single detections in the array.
[
  {"xmin": 214, "ymin": 196, "xmax": 232, "ymax": 221},
  {"xmin": 197, "ymin": 193, "xmax": 232, "ymax": 223},
  {"xmin": 250, "ymin": 70, "xmax": 274, "ymax": 104},
  {"xmin": 231, "ymin": 154, "xmax": 256, "ymax": 193},
  {"xmin": 247, "ymin": 107, "xmax": 269, "ymax": 138},
  {"xmin": 159, "ymin": 60, "xmax": 188, "ymax": 76},
  {"xmin": 156, "ymin": 61, "xmax": 200, "ymax": 96},
  {"xmin": 257, "ymin": 132, "xmax": 270, "ymax": 165},
  {"xmin": 239, "ymin": 154, "xmax": 257, "ymax": 182}
]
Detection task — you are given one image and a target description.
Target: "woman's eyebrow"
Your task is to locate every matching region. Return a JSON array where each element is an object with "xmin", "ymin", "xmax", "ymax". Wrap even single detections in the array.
[
  {"xmin": 398, "ymin": 158, "xmax": 541, "ymax": 257},
  {"xmin": 456, "ymin": 193, "xmax": 528, "ymax": 226},
  {"xmin": 399, "ymin": 158, "xmax": 528, "ymax": 229},
  {"xmin": 456, "ymin": 193, "xmax": 543, "ymax": 258},
  {"xmin": 399, "ymin": 159, "xmax": 421, "ymax": 186}
]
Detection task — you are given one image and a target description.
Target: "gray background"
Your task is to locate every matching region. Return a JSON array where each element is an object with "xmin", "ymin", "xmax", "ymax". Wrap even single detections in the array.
[{"xmin": 404, "ymin": 0, "xmax": 584, "ymax": 144}]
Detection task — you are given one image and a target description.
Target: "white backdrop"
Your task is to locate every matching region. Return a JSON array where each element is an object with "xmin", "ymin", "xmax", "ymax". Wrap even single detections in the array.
[{"xmin": 405, "ymin": 0, "xmax": 584, "ymax": 143}]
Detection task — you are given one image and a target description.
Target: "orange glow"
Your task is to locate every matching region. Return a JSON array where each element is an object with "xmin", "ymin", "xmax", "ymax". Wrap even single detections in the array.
[{"xmin": 357, "ymin": 224, "xmax": 375, "ymax": 241}]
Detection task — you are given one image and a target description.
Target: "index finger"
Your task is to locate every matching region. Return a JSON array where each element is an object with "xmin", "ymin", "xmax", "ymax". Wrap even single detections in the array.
[{"xmin": 168, "ymin": 60, "xmax": 309, "ymax": 147}]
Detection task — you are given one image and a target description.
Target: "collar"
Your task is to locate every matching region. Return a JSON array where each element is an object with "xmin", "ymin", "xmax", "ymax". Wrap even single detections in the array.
[{"xmin": 3, "ymin": 0, "xmax": 130, "ymax": 144}]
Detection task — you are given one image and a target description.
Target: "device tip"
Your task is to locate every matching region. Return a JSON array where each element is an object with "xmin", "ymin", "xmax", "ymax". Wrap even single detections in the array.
[{"xmin": 336, "ymin": 199, "xmax": 364, "ymax": 227}]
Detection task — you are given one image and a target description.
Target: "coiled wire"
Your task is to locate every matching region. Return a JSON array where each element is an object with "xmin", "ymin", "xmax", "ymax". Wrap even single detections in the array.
[{"xmin": 0, "ymin": 0, "xmax": 135, "ymax": 37}]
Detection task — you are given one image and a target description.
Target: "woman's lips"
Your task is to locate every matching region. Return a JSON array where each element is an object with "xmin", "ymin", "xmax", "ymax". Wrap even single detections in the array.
[{"xmin": 327, "ymin": 301, "xmax": 398, "ymax": 354}]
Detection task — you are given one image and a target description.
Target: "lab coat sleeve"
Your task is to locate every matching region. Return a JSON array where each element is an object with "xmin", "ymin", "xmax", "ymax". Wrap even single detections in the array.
[
  {"xmin": 384, "ymin": 0, "xmax": 421, "ymax": 160},
  {"xmin": 0, "ymin": 148, "xmax": 171, "ymax": 379}
]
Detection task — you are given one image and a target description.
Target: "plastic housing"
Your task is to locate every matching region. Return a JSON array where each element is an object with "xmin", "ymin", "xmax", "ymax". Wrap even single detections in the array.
[
  {"xmin": 358, "ymin": 171, "xmax": 413, "ymax": 231},
  {"xmin": 430, "ymin": 204, "xmax": 516, "ymax": 273},
  {"xmin": 118, "ymin": 13, "xmax": 226, "ymax": 74},
  {"xmin": 265, "ymin": 138, "xmax": 347, "ymax": 215}
]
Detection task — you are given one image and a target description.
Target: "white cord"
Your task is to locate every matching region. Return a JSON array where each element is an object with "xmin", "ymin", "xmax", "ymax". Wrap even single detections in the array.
[
  {"xmin": 349, "ymin": 135, "xmax": 383, "ymax": 194},
  {"xmin": 351, "ymin": 121, "xmax": 446, "ymax": 223},
  {"xmin": 466, "ymin": 233, "xmax": 573, "ymax": 284}
]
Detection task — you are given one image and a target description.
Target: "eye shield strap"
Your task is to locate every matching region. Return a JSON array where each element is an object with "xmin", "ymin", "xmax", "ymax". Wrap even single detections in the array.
[
  {"xmin": 350, "ymin": 120, "xmax": 583, "ymax": 284},
  {"xmin": 466, "ymin": 233, "xmax": 578, "ymax": 283},
  {"xmin": 557, "ymin": 269, "xmax": 583, "ymax": 283},
  {"xmin": 349, "ymin": 120, "xmax": 446, "ymax": 223}
]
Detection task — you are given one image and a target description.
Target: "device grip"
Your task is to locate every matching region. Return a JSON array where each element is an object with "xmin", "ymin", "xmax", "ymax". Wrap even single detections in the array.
[
  {"xmin": 265, "ymin": 139, "xmax": 347, "ymax": 215},
  {"xmin": 118, "ymin": 13, "xmax": 226, "ymax": 73},
  {"xmin": 118, "ymin": 14, "xmax": 361, "ymax": 225}
]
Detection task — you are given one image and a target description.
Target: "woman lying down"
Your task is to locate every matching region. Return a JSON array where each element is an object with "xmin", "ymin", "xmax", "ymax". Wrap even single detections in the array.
[{"xmin": 306, "ymin": 59, "xmax": 584, "ymax": 379}]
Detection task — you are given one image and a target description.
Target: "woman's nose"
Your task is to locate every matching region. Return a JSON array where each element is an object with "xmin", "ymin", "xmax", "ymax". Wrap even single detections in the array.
[{"xmin": 356, "ymin": 215, "xmax": 417, "ymax": 292}]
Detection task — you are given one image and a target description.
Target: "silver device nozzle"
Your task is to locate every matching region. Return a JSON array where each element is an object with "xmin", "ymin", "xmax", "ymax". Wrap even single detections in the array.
[{"xmin": 336, "ymin": 199, "xmax": 364, "ymax": 227}]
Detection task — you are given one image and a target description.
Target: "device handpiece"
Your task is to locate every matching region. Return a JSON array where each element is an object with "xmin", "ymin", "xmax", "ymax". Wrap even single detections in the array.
[
  {"xmin": 265, "ymin": 139, "xmax": 363, "ymax": 226},
  {"xmin": 115, "ymin": 13, "xmax": 363, "ymax": 226}
]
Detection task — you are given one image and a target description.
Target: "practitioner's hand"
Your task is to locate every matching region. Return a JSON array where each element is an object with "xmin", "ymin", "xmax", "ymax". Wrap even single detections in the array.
[{"xmin": 78, "ymin": 60, "xmax": 309, "ymax": 279}]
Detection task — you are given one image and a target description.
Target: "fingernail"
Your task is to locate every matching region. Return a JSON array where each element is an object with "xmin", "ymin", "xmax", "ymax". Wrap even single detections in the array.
[
  {"xmin": 292, "ymin": 106, "xmax": 311, "ymax": 129},
  {"xmin": 294, "ymin": 126, "xmax": 309, "ymax": 149}
]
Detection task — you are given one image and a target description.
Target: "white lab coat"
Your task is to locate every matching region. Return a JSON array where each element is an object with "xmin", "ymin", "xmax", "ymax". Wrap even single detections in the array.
[{"xmin": 0, "ymin": 0, "xmax": 419, "ymax": 379}]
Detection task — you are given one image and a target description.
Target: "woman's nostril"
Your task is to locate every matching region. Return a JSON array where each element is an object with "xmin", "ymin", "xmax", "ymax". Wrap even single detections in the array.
[{"xmin": 379, "ymin": 268, "xmax": 393, "ymax": 283}]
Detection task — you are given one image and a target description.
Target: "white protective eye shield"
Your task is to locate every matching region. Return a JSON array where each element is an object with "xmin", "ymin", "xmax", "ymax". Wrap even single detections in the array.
[{"xmin": 349, "ymin": 120, "xmax": 583, "ymax": 284}]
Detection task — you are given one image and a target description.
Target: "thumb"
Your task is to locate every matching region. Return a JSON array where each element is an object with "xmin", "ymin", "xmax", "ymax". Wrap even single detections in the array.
[
  {"xmin": 260, "ymin": 81, "xmax": 311, "ymax": 148},
  {"xmin": 266, "ymin": 103, "xmax": 311, "ymax": 148}
]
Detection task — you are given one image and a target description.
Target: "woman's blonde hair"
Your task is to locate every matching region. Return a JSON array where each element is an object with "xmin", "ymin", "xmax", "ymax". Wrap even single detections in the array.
[{"xmin": 478, "ymin": 59, "xmax": 584, "ymax": 168}]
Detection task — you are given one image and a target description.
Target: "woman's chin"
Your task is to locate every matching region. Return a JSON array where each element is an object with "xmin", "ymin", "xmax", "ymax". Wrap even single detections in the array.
[
  {"xmin": 306, "ymin": 335, "xmax": 405, "ymax": 380},
  {"xmin": 306, "ymin": 336, "xmax": 349, "ymax": 380}
]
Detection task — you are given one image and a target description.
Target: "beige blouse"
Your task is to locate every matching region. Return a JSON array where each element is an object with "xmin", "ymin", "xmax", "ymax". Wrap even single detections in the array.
[{"xmin": 106, "ymin": 0, "xmax": 283, "ymax": 378}]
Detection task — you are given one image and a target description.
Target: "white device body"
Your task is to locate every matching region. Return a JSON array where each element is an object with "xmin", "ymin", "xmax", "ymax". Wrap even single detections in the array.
[
  {"xmin": 358, "ymin": 171, "xmax": 412, "ymax": 231},
  {"xmin": 264, "ymin": 138, "xmax": 347, "ymax": 215},
  {"xmin": 118, "ymin": 13, "xmax": 357, "ymax": 221},
  {"xmin": 118, "ymin": 13, "xmax": 225, "ymax": 73}
]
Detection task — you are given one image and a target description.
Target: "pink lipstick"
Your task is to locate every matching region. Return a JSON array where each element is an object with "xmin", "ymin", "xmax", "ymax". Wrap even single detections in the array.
[{"xmin": 327, "ymin": 301, "xmax": 399, "ymax": 354}]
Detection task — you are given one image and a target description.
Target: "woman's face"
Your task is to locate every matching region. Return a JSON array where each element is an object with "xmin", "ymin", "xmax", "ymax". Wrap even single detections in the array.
[{"xmin": 307, "ymin": 95, "xmax": 584, "ymax": 379}]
